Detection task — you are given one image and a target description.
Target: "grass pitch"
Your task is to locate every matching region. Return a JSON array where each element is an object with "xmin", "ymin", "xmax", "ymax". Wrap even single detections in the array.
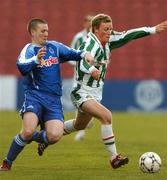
[{"xmin": 0, "ymin": 111, "xmax": 167, "ymax": 180}]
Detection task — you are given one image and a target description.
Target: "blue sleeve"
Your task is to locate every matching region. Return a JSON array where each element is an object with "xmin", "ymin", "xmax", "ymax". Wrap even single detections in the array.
[
  {"xmin": 53, "ymin": 41, "xmax": 85, "ymax": 63},
  {"xmin": 16, "ymin": 44, "xmax": 39, "ymax": 75}
]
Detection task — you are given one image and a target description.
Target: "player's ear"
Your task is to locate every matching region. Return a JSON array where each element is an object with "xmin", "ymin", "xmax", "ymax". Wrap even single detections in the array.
[
  {"xmin": 95, "ymin": 28, "xmax": 98, "ymax": 33},
  {"xmin": 31, "ymin": 29, "xmax": 36, "ymax": 36}
]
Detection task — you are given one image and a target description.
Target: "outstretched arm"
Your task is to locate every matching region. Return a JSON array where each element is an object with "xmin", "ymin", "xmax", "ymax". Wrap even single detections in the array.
[
  {"xmin": 109, "ymin": 27, "xmax": 155, "ymax": 50},
  {"xmin": 110, "ymin": 21, "xmax": 167, "ymax": 50},
  {"xmin": 155, "ymin": 21, "xmax": 167, "ymax": 33}
]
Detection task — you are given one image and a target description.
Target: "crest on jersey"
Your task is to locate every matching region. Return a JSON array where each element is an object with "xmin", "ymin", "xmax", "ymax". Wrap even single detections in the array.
[
  {"xmin": 48, "ymin": 47, "xmax": 54, "ymax": 54},
  {"xmin": 86, "ymin": 95, "xmax": 93, "ymax": 99}
]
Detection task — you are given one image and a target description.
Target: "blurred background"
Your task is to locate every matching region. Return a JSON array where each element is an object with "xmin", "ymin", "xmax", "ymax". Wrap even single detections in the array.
[{"xmin": 0, "ymin": 0, "xmax": 167, "ymax": 112}]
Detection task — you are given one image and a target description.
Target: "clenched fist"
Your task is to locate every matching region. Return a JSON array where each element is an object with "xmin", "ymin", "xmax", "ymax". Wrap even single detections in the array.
[{"xmin": 91, "ymin": 69, "xmax": 101, "ymax": 81}]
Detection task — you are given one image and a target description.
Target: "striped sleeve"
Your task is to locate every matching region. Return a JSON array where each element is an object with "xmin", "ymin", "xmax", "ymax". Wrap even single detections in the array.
[
  {"xmin": 109, "ymin": 27, "xmax": 156, "ymax": 50},
  {"xmin": 71, "ymin": 31, "xmax": 84, "ymax": 49}
]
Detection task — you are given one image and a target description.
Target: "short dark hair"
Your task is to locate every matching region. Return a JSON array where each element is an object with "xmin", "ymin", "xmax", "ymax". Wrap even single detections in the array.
[
  {"xmin": 91, "ymin": 14, "xmax": 112, "ymax": 33},
  {"xmin": 27, "ymin": 18, "xmax": 48, "ymax": 35}
]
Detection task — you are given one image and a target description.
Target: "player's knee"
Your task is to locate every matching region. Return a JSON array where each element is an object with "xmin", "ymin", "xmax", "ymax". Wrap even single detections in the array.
[
  {"xmin": 47, "ymin": 132, "xmax": 63, "ymax": 144},
  {"xmin": 21, "ymin": 129, "xmax": 34, "ymax": 140},
  {"xmin": 101, "ymin": 110, "xmax": 112, "ymax": 124}
]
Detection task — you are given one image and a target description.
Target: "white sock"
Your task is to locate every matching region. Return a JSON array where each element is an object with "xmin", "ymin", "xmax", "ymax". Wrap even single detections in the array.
[
  {"xmin": 86, "ymin": 120, "xmax": 93, "ymax": 129},
  {"xmin": 75, "ymin": 130, "xmax": 85, "ymax": 141},
  {"xmin": 101, "ymin": 124, "xmax": 118, "ymax": 159},
  {"xmin": 64, "ymin": 120, "xmax": 77, "ymax": 135}
]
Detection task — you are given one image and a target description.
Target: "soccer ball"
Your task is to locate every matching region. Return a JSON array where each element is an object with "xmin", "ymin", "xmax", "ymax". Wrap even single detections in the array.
[{"xmin": 139, "ymin": 152, "xmax": 161, "ymax": 173}]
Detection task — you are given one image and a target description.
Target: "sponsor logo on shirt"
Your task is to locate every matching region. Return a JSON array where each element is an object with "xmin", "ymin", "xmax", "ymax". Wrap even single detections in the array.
[
  {"xmin": 38, "ymin": 57, "xmax": 58, "ymax": 67},
  {"xmin": 86, "ymin": 95, "xmax": 93, "ymax": 99}
]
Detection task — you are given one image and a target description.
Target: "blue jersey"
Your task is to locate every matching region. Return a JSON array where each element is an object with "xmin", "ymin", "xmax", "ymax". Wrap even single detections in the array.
[{"xmin": 17, "ymin": 40, "xmax": 84, "ymax": 96}]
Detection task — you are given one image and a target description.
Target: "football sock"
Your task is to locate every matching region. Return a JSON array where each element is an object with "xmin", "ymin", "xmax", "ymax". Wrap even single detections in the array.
[
  {"xmin": 30, "ymin": 130, "xmax": 49, "ymax": 144},
  {"xmin": 64, "ymin": 120, "xmax": 76, "ymax": 135},
  {"xmin": 5, "ymin": 134, "xmax": 27, "ymax": 165},
  {"xmin": 101, "ymin": 124, "xmax": 118, "ymax": 159}
]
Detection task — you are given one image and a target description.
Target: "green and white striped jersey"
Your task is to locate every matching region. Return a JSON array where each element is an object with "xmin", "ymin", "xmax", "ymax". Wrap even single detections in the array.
[
  {"xmin": 71, "ymin": 29, "xmax": 88, "ymax": 49},
  {"xmin": 69, "ymin": 29, "xmax": 88, "ymax": 66},
  {"xmin": 76, "ymin": 26, "xmax": 156, "ymax": 88}
]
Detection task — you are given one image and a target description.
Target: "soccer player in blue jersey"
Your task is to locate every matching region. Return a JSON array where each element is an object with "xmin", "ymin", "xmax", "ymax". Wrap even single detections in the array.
[{"xmin": 0, "ymin": 18, "xmax": 100, "ymax": 171}]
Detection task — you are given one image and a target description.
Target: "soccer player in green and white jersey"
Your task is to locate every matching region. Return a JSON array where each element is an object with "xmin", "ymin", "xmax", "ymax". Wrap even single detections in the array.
[
  {"xmin": 64, "ymin": 13, "xmax": 167, "ymax": 169},
  {"xmin": 71, "ymin": 14, "xmax": 93, "ymax": 50},
  {"xmin": 70, "ymin": 14, "xmax": 95, "ymax": 141}
]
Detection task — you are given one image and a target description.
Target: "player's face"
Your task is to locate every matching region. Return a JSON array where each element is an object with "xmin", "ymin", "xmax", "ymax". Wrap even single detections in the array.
[
  {"xmin": 84, "ymin": 15, "xmax": 93, "ymax": 32},
  {"xmin": 96, "ymin": 22, "xmax": 113, "ymax": 46},
  {"xmin": 31, "ymin": 23, "xmax": 48, "ymax": 46}
]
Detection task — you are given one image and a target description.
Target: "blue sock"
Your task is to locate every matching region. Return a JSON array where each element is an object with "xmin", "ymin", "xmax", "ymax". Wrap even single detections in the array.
[
  {"xmin": 29, "ymin": 130, "xmax": 49, "ymax": 144},
  {"xmin": 6, "ymin": 134, "xmax": 27, "ymax": 165}
]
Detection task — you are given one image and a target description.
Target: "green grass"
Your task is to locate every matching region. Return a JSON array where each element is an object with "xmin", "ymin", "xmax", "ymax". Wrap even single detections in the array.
[{"xmin": 0, "ymin": 111, "xmax": 167, "ymax": 180}]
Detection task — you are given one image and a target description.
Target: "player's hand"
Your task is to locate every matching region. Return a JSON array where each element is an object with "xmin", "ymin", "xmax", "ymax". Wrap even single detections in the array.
[
  {"xmin": 84, "ymin": 52, "xmax": 94, "ymax": 65},
  {"xmin": 37, "ymin": 47, "xmax": 46, "ymax": 60},
  {"xmin": 91, "ymin": 69, "xmax": 101, "ymax": 81},
  {"xmin": 155, "ymin": 21, "xmax": 167, "ymax": 33}
]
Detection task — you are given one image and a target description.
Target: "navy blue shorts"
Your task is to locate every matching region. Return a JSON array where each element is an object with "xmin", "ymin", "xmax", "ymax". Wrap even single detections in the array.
[{"xmin": 20, "ymin": 90, "xmax": 64, "ymax": 123}]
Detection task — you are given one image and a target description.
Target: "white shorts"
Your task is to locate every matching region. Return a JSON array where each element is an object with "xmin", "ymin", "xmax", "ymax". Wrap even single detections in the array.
[{"xmin": 70, "ymin": 83, "xmax": 103, "ymax": 109}]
